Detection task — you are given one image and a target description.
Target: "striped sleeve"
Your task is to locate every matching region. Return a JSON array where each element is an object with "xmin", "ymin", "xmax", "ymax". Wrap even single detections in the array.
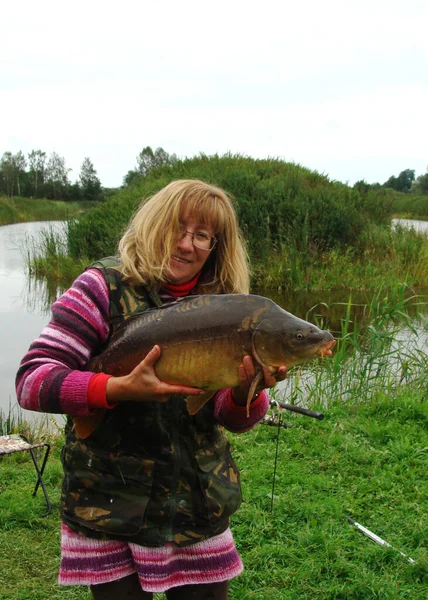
[
  {"xmin": 213, "ymin": 388, "xmax": 269, "ymax": 433},
  {"xmin": 15, "ymin": 268, "xmax": 111, "ymax": 415}
]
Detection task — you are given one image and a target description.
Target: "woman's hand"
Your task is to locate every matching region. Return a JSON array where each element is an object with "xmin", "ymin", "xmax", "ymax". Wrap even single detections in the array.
[
  {"xmin": 231, "ymin": 355, "xmax": 287, "ymax": 406},
  {"xmin": 105, "ymin": 345, "xmax": 206, "ymax": 405}
]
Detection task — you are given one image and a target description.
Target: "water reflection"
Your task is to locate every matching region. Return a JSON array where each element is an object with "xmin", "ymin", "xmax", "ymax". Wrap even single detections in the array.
[{"xmin": 22, "ymin": 273, "xmax": 66, "ymax": 316}]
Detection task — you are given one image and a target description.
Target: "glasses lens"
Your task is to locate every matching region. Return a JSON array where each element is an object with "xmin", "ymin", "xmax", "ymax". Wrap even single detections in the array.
[
  {"xmin": 178, "ymin": 228, "xmax": 217, "ymax": 250},
  {"xmin": 193, "ymin": 233, "xmax": 216, "ymax": 250}
]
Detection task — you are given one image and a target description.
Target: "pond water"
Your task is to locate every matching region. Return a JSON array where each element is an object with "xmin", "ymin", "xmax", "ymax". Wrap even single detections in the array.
[
  {"xmin": 0, "ymin": 221, "xmax": 66, "ymax": 422},
  {"xmin": 392, "ymin": 218, "xmax": 428, "ymax": 234},
  {"xmin": 1, "ymin": 220, "xmax": 427, "ymax": 423}
]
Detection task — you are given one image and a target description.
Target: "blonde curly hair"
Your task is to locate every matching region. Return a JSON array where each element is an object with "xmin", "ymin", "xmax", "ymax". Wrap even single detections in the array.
[{"xmin": 118, "ymin": 179, "xmax": 250, "ymax": 294}]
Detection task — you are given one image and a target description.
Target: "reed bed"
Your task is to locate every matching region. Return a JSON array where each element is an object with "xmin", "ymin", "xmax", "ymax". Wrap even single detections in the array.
[
  {"xmin": 253, "ymin": 225, "xmax": 428, "ymax": 292},
  {"xmin": 272, "ymin": 288, "xmax": 427, "ymax": 414},
  {"xmin": 21, "ymin": 221, "xmax": 428, "ymax": 293},
  {"xmin": 0, "ymin": 403, "xmax": 59, "ymax": 441},
  {"xmin": 25, "ymin": 223, "xmax": 87, "ymax": 284}
]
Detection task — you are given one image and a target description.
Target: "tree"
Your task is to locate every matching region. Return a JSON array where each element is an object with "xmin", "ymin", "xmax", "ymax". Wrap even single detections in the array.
[
  {"xmin": 414, "ymin": 173, "xmax": 428, "ymax": 194},
  {"xmin": 123, "ymin": 169, "xmax": 140, "ymax": 187},
  {"xmin": 123, "ymin": 147, "xmax": 177, "ymax": 186},
  {"xmin": 136, "ymin": 146, "xmax": 177, "ymax": 176},
  {"xmin": 79, "ymin": 157, "xmax": 102, "ymax": 201},
  {"xmin": 45, "ymin": 152, "xmax": 71, "ymax": 199},
  {"xmin": 14, "ymin": 151, "xmax": 27, "ymax": 196},
  {"xmin": 384, "ymin": 169, "xmax": 415, "ymax": 193},
  {"xmin": 28, "ymin": 149, "xmax": 46, "ymax": 196},
  {"xmin": 353, "ymin": 180, "xmax": 371, "ymax": 195},
  {"xmin": 0, "ymin": 151, "xmax": 27, "ymax": 196},
  {"xmin": 0, "ymin": 152, "xmax": 16, "ymax": 196}
]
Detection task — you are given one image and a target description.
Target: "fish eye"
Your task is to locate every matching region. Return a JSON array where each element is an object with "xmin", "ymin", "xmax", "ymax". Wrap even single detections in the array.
[{"xmin": 296, "ymin": 332, "xmax": 303, "ymax": 340}]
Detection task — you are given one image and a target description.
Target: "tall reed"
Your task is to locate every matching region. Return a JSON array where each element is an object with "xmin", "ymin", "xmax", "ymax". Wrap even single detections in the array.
[
  {"xmin": 273, "ymin": 288, "xmax": 427, "ymax": 412},
  {"xmin": 25, "ymin": 222, "xmax": 87, "ymax": 282},
  {"xmin": 0, "ymin": 403, "xmax": 58, "ymax": 441}
]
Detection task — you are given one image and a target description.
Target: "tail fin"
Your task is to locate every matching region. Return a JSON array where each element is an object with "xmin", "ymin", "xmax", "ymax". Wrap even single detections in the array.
[
  {"xmin": 185, "ymin": 392, "xmax": 214, "ymax": 415},
  {"xmin": 74, "ymin": 410, "xmax": 106, "ymax": 439}
]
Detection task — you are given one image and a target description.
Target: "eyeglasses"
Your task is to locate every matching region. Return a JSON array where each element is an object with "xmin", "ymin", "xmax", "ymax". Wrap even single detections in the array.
[{"xmin": 178, "ymin": 227, "xmax": 218, "ymax": 251}]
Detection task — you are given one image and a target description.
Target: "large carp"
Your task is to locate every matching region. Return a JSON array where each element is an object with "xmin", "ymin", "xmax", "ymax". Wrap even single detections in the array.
[{"xmin": 75, "ymin": 294, "xmax": 335, "ymax": 438}]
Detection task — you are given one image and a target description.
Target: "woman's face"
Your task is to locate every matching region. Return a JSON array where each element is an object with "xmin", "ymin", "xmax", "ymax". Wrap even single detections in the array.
[{"xmin": 164, "ymin": 216, "xmax": 216, "ymax": 285}]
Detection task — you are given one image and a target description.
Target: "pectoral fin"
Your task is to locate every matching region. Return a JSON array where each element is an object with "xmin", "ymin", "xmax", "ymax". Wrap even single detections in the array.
[
  {"xmin": 246, "ymin": 370, "xmax": 264, "ymax": 417},
  {"xmin": 186, "ymin": 392, "xmax": 215, "ymax": 415},
  {"xmin": 74, "ymin": 410, "xmax": 106, "ymax": 439}
]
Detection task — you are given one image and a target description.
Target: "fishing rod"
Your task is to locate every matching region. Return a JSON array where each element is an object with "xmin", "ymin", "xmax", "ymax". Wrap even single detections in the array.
[
  {"xmin": 348, "ymin": 517, "xmax": 415, "ymax": 564},
  {"xmin": 270, "ymin": 399, "xmax": 324, "ymax": 420}
]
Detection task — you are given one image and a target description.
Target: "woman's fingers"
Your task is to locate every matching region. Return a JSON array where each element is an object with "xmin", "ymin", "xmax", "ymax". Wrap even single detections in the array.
[
  {"xmin": 114, "ymin": 345, "xmax": 205, "ymax": 402},
  {"xmin": 276, "ymin": 365, "xmax": 287, "ymax": 381},
  {"xmin": 142, "ymin": 344, "xmax": 161, "ymax": 366},
  {"xmin": 159, "ymin": 383, "xmax": 206, "ymax": 396},
  {"xmin": 239, "ymin": 357, "xmax": 288, "ymax": 391}
]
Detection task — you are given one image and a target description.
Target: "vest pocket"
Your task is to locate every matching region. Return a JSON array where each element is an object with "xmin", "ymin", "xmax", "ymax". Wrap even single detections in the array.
[
  {"xmin": 194, "ymin": 444, "xmax": 242, "ymax": 526},
  {"xmin": 61, "ymin": 443, "xmax": 154, "ymax": 536}
]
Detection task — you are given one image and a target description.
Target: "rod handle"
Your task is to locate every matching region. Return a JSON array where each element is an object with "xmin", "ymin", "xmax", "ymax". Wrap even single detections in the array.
[{"xmin": 273, "ymin": 401, "xmax": 324, "ymax": 420}]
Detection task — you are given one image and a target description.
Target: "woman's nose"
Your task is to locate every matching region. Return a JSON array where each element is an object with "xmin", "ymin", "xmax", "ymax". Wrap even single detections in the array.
[{"xmin": 177, "ymin": 231, "xmax": 194, "ymax": 250}]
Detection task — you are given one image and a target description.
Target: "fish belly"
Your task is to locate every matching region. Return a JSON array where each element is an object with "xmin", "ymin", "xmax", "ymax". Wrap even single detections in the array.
[{"xmin": 155, "ymin": 337, "xmax": 243, "ymax": 391}]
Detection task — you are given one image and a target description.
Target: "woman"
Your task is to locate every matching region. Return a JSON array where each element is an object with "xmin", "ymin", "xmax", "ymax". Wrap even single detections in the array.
[{"xmin": 16, "ymin": 179, "xmax": 286, "ymax": 599}]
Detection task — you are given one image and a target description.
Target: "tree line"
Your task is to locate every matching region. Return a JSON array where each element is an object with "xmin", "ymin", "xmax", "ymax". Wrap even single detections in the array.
[
  {"xmin": 354, "ymin": 167, "xmax": 428, "ymax": 195},
  {"xmin": 125, "ymin": 150, "xmax": 428, "ymax": 196},
  {"xmin": 0, "ymin": 151, "xmax": 103, "ymax": 201},
  {"xmin": 0, "ymin": 146, "xmax": 178, "ymax": 202},
  {"xmin": 2, "ymin": 145, "xmax": 427, "ymax": 202}
]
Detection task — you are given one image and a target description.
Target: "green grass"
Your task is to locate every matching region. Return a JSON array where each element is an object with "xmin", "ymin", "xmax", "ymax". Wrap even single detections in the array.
[
  {"xmin": 230, "ymin": 390, "xmax": 427, "ymax": 599},
  {"xmin": 0, "ymin": 390, "xmax": 426, "ymax": 600}
]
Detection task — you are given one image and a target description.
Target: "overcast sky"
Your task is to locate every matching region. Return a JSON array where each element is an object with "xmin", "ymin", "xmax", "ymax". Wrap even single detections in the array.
[{"xmin": 1, "ymin": 0, "xmax": 427, "ymax": 189}]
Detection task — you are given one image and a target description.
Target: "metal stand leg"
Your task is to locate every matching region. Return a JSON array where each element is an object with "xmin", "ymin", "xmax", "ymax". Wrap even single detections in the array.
[{"xmin": 20, "ymin": 435, "xmax": 52, "ymax": 517}]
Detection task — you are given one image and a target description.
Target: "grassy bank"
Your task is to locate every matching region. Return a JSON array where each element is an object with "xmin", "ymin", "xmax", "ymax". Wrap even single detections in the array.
[
  {"xmin": 1, "ymin": 389, "xmax": 426, "ymax": 600},
  {"xmin": 0, "ymin": 196, "xmax": 96, "ymax": 226}
]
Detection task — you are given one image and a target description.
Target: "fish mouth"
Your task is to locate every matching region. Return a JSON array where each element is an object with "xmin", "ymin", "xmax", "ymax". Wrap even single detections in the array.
[{"xmin": 316, "ymin": 339, "xmax": 336, "ymax": 357}]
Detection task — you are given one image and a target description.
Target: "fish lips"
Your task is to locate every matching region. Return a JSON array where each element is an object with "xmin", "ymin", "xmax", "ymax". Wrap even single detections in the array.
[{"xmin": 316, "ymin": 337, "xmax": 336, "ymax": 357}]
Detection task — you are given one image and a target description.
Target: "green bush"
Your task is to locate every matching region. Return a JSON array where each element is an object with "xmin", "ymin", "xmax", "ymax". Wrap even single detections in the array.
[{"xmin": 66, "ymin": 154, "xmax": 397, "ymax": 264}]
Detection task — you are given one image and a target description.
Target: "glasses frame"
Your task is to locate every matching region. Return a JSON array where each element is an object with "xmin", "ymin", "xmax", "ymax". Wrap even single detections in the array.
[{"xmin": 178, "ymin": 229, "xmax": 218, "ymax": 251}]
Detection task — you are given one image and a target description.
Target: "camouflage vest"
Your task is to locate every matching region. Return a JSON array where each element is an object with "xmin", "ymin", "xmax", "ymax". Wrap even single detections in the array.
[{"xmin": 60, "ymin": 257, "xmax": 242, "ymax": 547}]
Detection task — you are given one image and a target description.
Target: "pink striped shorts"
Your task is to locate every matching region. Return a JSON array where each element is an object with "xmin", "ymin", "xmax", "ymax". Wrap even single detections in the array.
[{"xmin": 58, "ymin": 524, "xmax": 243, "ymax": 593}]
